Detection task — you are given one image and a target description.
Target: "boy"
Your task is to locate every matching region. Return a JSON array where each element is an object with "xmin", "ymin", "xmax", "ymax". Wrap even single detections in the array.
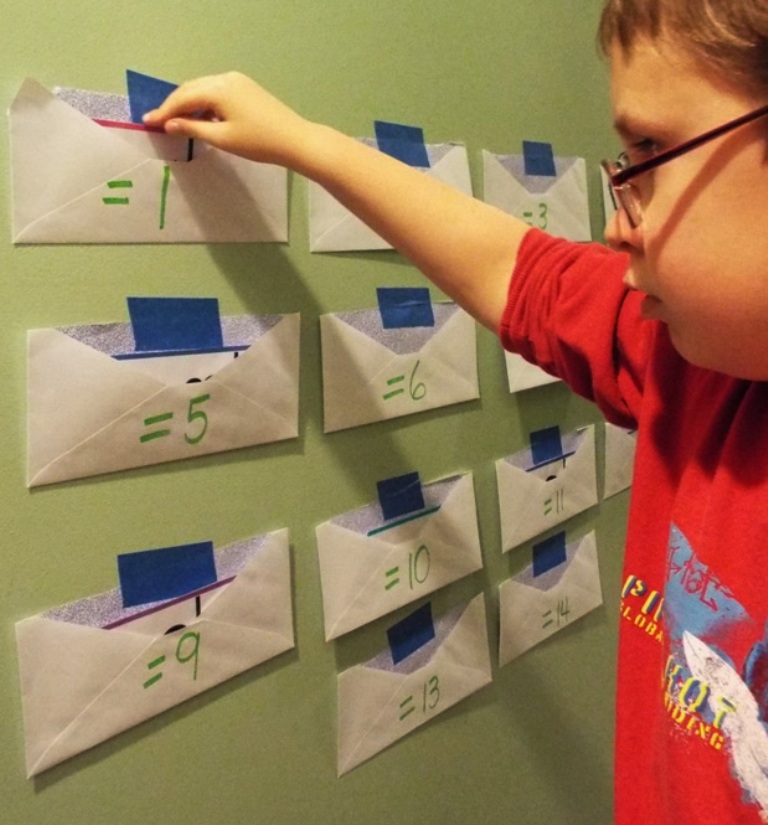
[{"xmin": 145, "ymin": 1, "xmax": 768, "ymax": 820}]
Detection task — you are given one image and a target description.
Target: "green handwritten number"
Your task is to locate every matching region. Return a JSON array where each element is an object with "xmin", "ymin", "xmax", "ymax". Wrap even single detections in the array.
[
  {"xmin": 538, "ymin": 202, "xmax": 548, "ymax": 230},
  {"xmin": 159, "ymin": 164, "xmax": 171, "ymax": 229},
  {"xmin": 524, "ymin": 202, "xmax": 548, "ymax": 230},
  {"xmin": 423, "ymin": 675, "xmax": 440, "ymax": 712},
  {"xmin": 409, "ymin": 360, "xmax": 427, "ymax": 400},
  {"xmin": 409, "ymin": 544, "xmax": 430, "ymax": 588},
  {"xmin": 185, "ymin": 394, "xmax": 210, "ymax": 445},
  {"xmin": 176, "ymin": 631, "xmax": 201, "ymax": 681}
]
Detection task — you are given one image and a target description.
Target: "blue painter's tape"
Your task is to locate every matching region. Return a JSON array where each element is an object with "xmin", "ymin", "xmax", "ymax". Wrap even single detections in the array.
[
  {"xmin": 118, "ymin": 541, "xmax": 217, "ymax": 608},
  {"xmin": 374, "ymin": 121, "xmax": 430, "ymax": 168},
  {"xmin": 377, "ymin": 472, "xmax": 426, "ymax": 521},
  {"xmin": 529, "ymin": 425, "xmax": 564, "ymax": 468},
  {"xmin": 388, "ymin": 603, "xmax": 436, "ymax": 664},
  {"xmin": 126, "ymin": 70, "xmax": 178, "ymax": 124},
  {"xmin": 127, "ymin": 297, "xmax": 223, "ymax": 354},
  {"xmin": 523, "ymin": 140, "xmax": 556, "ymax": 177},
  {"xmin": 376, "ymin": 287, "xmax": 435, "ymax": 329},
  {"xmin": 532, "ymin": 532, "xmax": 568, "ymax": 577}
]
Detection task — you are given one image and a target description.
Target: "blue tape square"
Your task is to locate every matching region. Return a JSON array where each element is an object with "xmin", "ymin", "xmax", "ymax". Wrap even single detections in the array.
[
  {"xmin": 377, "ymin": 472, "xmax": 425, "ymax": 521},
  {"xmin": 523, "ymin": 140, "xmax": 556, "ymax": 177},
  {"xmin": 118, "ymin": 541, "xmax": 217, "ymax": 608},
  {"xmin": 530, "ymin": 426, "xmax": 564, "ymax": 468},
  {"xmin": 532, "ymin": 532, "xmax": 568, "ymax": 577},
  {"xmin": 376, "ymin": 287, "xmax": 435, "ymax": 329},
  {"xmin": 388, "ymin": 603, "xmax": 436, "ymax": 664},
  {"xmin": 128, "ymin": 297, "xmax": 223, "ymax": 354},
  {"xmin": 374, "ymin": 121, "xmax": 430, "ymax": 168},
  {"xmin": 126, "ymin": 70, "xmax": 178, "ymax": 124}
]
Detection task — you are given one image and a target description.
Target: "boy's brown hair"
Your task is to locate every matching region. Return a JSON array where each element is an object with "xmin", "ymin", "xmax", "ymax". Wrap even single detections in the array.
[{"xmin": 599, "ymin": 0, "xmax": 768, "ymax": 97}]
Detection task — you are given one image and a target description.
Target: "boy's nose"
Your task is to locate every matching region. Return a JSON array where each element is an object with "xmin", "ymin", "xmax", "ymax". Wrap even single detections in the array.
[{"xmin": 604, "ymin": 207, "xmax": 643, "ymax": 253}]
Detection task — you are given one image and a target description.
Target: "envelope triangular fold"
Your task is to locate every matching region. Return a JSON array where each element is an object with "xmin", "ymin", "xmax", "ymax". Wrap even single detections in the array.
[
  {"xmin": 16, "ymin": 529, "xmax": 294, "ymax": 776},
  {"xmin": 482, "ymin": 150, "xmax": 591, "ymax": 242},
  {"xmin": 504, "ymin": 350, "xmax": 560, "ymax": 393},
  {"xmin": 320, "ymin": 304, "xmax": 478, "ymax": 432},
  {"xmin": 603, "ymin": 422, "xmax": 637, "ymax": 498},
  {"xmin": 316, "ymin": 473, "xmax": 483, "ymax": 640},
  {"xmin": 27, "ymin": 314, "xmax": 300, "ymax": 486},
  {"xmin": 337, "ymin": 593, "xmax": 491, "ymax": 775},
  {"xmin": 496, "ymin": 424, "xmax": 598, "ymax": 551},
  {"xmin": 309, "ymin": 143, "xmax": 472, "ymax": 252},
  {"xmin": 10, "ymin": 78, "xmax": 288, "ymax": 243},
  {"xmin": 498, "ymin": 531, "xmax": 602, "ymax": 665}
]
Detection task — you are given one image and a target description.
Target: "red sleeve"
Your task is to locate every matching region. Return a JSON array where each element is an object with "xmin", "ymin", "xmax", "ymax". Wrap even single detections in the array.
[{"xmin": 499, "ymin": 229, "xmax": 651, "ymax": 427}]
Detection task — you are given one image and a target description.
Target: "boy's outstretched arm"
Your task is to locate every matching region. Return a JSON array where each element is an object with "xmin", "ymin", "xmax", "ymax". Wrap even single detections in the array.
[{"xmin": 144, "ymin": 72, "xmax": 530, "ymax": 332}]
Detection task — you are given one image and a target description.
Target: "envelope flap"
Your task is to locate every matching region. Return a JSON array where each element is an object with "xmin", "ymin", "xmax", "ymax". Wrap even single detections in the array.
[
  {"xmin": 214, "ymin": 314, "xmax": 299, "ymax": 401},
  {"xmin": 10, "ymin": 79, "xmax": 148, "ymax": 230},
  {"xmin": 28, "ymin": 321, "xmax": 300, "ymax": 487},
  {"xmin": 28, "ymin": 328, "xmax": 166, "ymax": 478},
  {"xmin": 499, "ymin": 534, "xmax": 602, "ymax": 665},
  {"xmin": 337, "ymin": 594, "xmax": 491, "ymax": 775},
  {"xmin": 16, "ymin": 616, "xmax": 151, "ymax": 775},
  {"xmin": 309, "ymin": 143, "xmax": 471, "ymax": 253},
  {"xmin": 427, "ymin": 143, "xmax": 472, "ymax": 192},
  {"xmin": 28, "ymin": 376, "xmax": 297, "ymax": 487},
  {"xmin": 23, "ymin": 616, "xmax": 294, "ymax": 777},
  {"xmin": 203, "ymin": 529, "xmax": 293, "ymax": 641}
]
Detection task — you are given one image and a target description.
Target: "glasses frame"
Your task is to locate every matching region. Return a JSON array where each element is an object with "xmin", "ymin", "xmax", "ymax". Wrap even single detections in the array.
[{"xmin": 602, "ymin": 102, "xmax": 768, "ymax": 228}]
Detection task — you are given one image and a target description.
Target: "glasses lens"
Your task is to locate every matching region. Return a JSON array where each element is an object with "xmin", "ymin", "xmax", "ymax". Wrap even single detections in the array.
[
  {"xmin": 617, "ymin": 183, "xmax": 642, "ymax": 228},
  {"xmin": 602, "ymin": 158, "xmax": 642, "ymax": 228}
]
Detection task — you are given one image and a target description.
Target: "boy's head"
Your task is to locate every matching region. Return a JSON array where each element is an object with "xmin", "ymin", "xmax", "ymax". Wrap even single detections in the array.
[
  {"xmin": 599, "ymin": 0, "xmax": 768, "ymax": 98},
  {"xmin": 599, "ymin": 0, "xmax": 768, "ymax": 380}
]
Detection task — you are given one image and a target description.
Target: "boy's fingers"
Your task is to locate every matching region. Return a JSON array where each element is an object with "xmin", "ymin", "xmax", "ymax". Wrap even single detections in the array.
[
  {"xmin": 162, "ymin": 116, "xmax": 220, "ymax": 144},
  {"xmin": 144, "ymin": 77, "xmax": 220, "ymax": 125}
]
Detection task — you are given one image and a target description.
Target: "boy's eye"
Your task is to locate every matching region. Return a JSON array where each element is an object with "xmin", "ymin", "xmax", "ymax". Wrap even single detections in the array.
[{"xmin": 625, "ymin": 139, "xmax": 659, "ymax": 165}]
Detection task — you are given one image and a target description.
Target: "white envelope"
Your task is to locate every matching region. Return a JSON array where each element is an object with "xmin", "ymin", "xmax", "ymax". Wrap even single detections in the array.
[
  {"xmin": 498, "ymin": 531, "xmax": 602, "ymax": 665},
  {"xmin": 504, "ymin": 350, "xmax": 560, "ymax": 393},
  {"xmin": 320, "ymin": 302, "xmax": 478, "ymax": 433},
  {"xmin": 16, "ymin": 529, "xmax": 294, "ymax": 777},
  {"xmin": 482, "ymin": 150, "xmax": 592, "ymax": 241},
  {"xmin": 495, "ymin": 424, "xmax": 598, "ymax": 551},
  {"xmin": 308, "ymin": 142, "xmax": 473, "ymax": 251},
  {"xmin": 9, "ymin": 78, "xmax": 288, "ymax": 243},
  {"xmin": 316, "ymin": 473, "xmax": 483, "ymax": 640},
  {"xmin": 603, "ymin": 422, "xmax": 637, "ymax": 498},
  {"xmin": 337, "ymin": 593, "xmax": 491, "ymax": 775},
  {"xmin": 27, "ymin": 312, "xmax": 300, "ymax": 486}
]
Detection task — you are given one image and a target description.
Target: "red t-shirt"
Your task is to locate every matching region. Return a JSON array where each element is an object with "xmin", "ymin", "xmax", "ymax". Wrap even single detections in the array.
[{"xmin": 501, "ymin": 228, "xmax": 768, "ymax": 824}]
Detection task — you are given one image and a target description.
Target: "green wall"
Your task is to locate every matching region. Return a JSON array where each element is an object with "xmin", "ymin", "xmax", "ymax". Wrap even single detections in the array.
[{"xmin": 0, "ymin": 2, "xmax": 627, "ymax": 823}]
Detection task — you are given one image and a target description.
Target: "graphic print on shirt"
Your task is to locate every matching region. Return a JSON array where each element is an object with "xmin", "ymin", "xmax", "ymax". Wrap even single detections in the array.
[{"xmin": 664, "ymin": 524, "xmax": 768, "ymax": 814}]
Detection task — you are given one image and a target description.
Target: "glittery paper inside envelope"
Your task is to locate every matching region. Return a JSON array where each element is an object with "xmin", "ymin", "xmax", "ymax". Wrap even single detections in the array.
[
  {"xmin": 9, "ymin": 78, "xmax": 288, "ymax": 243},
  {"xmin": 26, "ymin": 306, "xmax": 300, "ymax": 486},
  {"xmin": 319, "ymin": 302, "xmax": 478, "ymax": 433},
  {"xmin": 15, "ymin": 529, "xmax": 294, "ymax": 777},
  {"xmin": 315, "ymin": 472, "xmax": 483, "ymax": 640}
]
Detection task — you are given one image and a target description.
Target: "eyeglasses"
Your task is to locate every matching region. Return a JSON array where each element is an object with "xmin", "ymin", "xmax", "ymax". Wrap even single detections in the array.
[{"xmin": 601, "ymin": 102, "xmax": 768, "ymax": 228}]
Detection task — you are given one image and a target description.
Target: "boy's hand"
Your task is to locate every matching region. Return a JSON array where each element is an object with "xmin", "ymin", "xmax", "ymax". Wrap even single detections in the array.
[{"xmin": 143, "ymin": 72, "xmax": 311, "ymax": 167}]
